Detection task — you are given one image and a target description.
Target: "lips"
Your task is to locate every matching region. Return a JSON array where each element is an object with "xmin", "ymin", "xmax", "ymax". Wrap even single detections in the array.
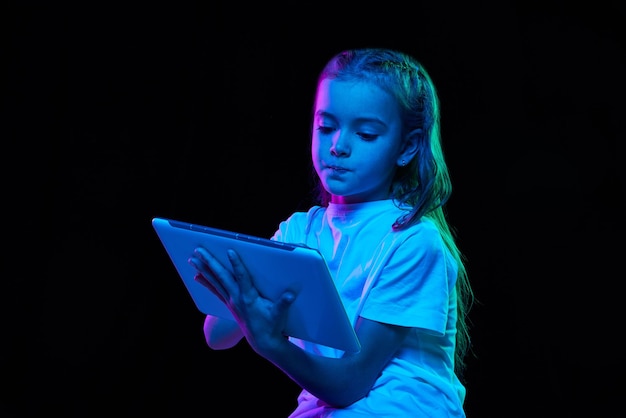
[{"xmin": 325, "ymin": 162, "xmax": 349, "ymax": 171}]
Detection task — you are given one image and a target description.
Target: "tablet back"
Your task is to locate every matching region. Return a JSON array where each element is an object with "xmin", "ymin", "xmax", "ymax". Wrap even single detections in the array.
[{"xmin": 152, "ymin": 217, "xmax": 360, "ymax": 353}]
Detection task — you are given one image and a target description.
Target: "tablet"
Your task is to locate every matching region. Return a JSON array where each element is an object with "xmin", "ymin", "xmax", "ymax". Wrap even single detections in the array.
[{"xmin": 152, "ymin": 217, "xmax": 360, "ymax": 353}]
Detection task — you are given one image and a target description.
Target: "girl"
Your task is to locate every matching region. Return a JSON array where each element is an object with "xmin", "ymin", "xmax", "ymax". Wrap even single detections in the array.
[{"xmin": 189, "ymin": 48, "xmax": 474, "ymax": 417}]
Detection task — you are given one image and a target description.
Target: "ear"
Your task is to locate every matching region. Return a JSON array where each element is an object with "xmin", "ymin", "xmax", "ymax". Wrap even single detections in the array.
[{"xmin": 397, "ymin": 128, "xmax": 421, "ymax": 166}]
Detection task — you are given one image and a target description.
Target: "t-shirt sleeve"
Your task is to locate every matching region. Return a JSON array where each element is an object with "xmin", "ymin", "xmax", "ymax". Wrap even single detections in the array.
[
  {"xmin": 359, "ymin": 224, "xmax": 454, "ymax": 336},
  {"xmin": 271, "ymin": 206, "xmax": 324, "ymax": 244},
  {"xmin": 271, "ymin": 208, "xmax": 318, "ymax": 243}
]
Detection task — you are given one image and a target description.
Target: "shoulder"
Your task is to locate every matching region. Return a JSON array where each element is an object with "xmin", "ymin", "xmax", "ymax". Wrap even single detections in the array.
[
  {"xmin": 388, "ymin": 218, "xmax": 453, "ymax": 269},
  {"xmin": 399, "ymin": 218, "xmax": 443, "ymax": 247},
  {"xmin": 272, "ymin": 206, "xmax": 325, "ymax": 242},
  {"xmin": 285, "ymin": 205, "xmax": 326, "ymax": 227}
]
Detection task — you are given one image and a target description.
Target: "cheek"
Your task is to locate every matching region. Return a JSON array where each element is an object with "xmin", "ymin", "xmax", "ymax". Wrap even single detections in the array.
[
  {"xmin": 311, "ymin": 135, "xmax": 322, "ymax": 158},
  {"xmin": 310, "ymin": 138, "xmax": 322, "ymax": 169}
]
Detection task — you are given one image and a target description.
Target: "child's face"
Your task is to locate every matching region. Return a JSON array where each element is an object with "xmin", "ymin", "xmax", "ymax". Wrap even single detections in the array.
[{"xmin": 312, "ymin": 79, "xmax": 405, "ymax": 204}]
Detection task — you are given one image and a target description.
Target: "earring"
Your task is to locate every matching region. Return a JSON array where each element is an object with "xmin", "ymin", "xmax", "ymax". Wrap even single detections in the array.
[{"xmin": 400, "ymin": 159, "xmax": 406, "ymax": 166}]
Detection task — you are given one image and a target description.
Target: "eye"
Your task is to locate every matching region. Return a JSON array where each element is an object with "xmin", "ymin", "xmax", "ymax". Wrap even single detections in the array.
[
  {"xmin": 357, "ymin": 132, "xmax": 378, "ymax": 141},
  {"xmin": 316, "ymin": 125, "xmax": 335, "ymax": 135}
]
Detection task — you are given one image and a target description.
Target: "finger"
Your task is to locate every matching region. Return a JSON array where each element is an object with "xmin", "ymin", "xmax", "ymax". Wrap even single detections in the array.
[
  {"xmin": 193, "ymin": 273, "xmax": 227, "ymax": 304},
  {"xmin": 188, "ymin": 256, "xmax": 229, "ymax": 300},
  {"xmin": 277, "ymin": 291, "xmax": 296, "ymax": 308},
  {"xmin": 189, "ymin": 248, "xmax": 236, "ymax": 297},
  {"xmin": 226, "ymin": 249, "xmax": 255, "ymax": 294},
  {"xmin": 272, "ymin": 291, "xmax": 297, "ymax": 327},
  {"xmin": 194, "ymin": 247, "xmax": 232, "ymax": 279}
]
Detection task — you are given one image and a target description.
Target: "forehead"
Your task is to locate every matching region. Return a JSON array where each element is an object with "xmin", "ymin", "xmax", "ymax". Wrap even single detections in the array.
[{"xmin": 315, "ymin": 79, "xmax": 399, "ymax": 121}]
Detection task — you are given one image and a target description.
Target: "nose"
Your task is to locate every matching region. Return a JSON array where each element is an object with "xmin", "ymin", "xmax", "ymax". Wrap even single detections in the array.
[{"xmin": 330, "ymin": 131, "xmax": 350, "ymax": 157}]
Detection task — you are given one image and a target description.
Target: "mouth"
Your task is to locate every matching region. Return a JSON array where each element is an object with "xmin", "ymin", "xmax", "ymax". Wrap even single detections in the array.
[{"xmin": 326, "ymin": 164, "xmax": 349, "ymax": 172}]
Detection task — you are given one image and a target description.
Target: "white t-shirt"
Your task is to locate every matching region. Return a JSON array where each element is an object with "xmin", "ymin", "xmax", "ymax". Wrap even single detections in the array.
[{"xmin": 272, "ymin": 200, "xmax": 466, "ymax": 417}]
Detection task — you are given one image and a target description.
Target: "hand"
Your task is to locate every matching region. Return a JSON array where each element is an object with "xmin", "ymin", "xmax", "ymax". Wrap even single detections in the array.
[{"xmin": 188, "ymin": 247, "xmax": 296, "ymax": 355}]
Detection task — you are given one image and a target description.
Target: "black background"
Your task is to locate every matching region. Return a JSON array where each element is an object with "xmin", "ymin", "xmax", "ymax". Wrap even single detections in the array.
[{"xmin": 4, "ymin": 1, "xmax": 625, "ymax": 417}]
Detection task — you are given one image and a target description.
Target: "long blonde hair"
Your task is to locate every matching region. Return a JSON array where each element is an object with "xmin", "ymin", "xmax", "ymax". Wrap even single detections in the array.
[{"xmin": 314, "ymin": 48, "xmax": 474, "ymax": 376}]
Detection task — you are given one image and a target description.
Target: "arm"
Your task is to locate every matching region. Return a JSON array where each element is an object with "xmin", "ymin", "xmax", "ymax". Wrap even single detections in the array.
[
  {"xmin": 203, "ymin": 315, "xmax": 243, "ymax": 350},
  {"xmin": 189, "ymin": 247, "xmax": 410, "ymax": 407},
  {"xmin": 267, "ymin": 316, "xmax": 410, "ymax": 407}
]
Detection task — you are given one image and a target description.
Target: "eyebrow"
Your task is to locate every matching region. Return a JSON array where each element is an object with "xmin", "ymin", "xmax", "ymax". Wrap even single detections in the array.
[{"xmin": 314, "ymin": 110, "xmax": 388, "ymax": 127}]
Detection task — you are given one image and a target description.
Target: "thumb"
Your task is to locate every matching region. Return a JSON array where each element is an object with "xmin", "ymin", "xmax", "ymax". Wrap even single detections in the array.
[{"xmin": 275, "ymin": 291, "xmax": 296, "ymax": 314}]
